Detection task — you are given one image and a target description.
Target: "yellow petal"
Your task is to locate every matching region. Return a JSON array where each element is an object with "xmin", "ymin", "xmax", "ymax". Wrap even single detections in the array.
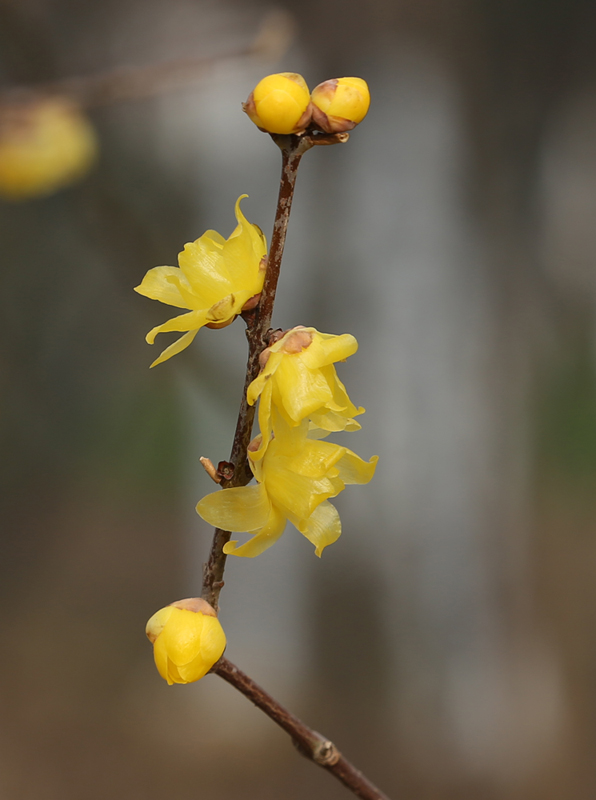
[
  {"xmin": 336, "ymin": 451, "xmax": 379, "ymax": 485},
  {"xmin": 153, "ymin": 635, "xmax": 171, "ymax": 683},
  {"xmin": 146, "ymin": 309, "xmax": 210, "ymax": 344},
  {"xmin": 300, "ymin": 500, "xmax": 342, "ymax": 557},
  {"xmin": 175, "ymin": 617, "xmax": 226, "ymax": 681},
  {"xmin": 285, "ymin": 439, "xmax": 347, "ymax": 479},
  {"xmin": 264, "ymin": 456, "xmax": 337, "ymax": 520},
  {"xmin": 178, "ymin": 239, "xmax": 233, "ymax": 303},
  {"xmin": 159, "ymin": 608, "xmax": 204, "ymax": 666},
  {"xmin": 134, "ymin": 266, "xmax": 195, "ymax": 309},
  {"xmin": 300, "ymin": 332, "xmax": 358, "ymax": 369},
  {"xmin": 196, "ymin": 483, "xmax": 271, "ymax": 531},
  {"xmin": 309, "ymin": 410, "xmax": 362, "ymax": 432},
  {"xmin": 223, "ymin": 505, "xmax": 286, "ymax": 557},
  {"xmin": 274, "ymin": 358, "xmax": 333, "ymax": 422},
  {"xmin": 146, "ymin": 606, "xmax": 175, "ymax": 641},
  {"xmin": 247, "ymin": 351, "xmax": 283, "ymax": 406},
  {"xmin": 149, "ymin": 329, "xmax": 199, "ymax": 368}
]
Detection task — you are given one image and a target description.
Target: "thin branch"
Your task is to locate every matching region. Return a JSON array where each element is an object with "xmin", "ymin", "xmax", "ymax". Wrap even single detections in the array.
[
  {"xmin": 201, "ymin": 135, "xmax": 305, "ymax": 610},
  {"xmin": 201, "ymin": 131, "xmax": 350, "ymax": 611},
  {"xmin": 214, "ymin": 657, "xmax": 392, "ymax": 800},
  {"xmin": 0, "ymin": 10, "xmax": 294, "ymax": 108}
]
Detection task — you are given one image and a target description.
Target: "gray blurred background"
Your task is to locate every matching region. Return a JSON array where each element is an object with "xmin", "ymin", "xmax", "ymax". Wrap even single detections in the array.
[{"xmin": 2, "ymin": 0, "xmax": 596, "ymax": 798}]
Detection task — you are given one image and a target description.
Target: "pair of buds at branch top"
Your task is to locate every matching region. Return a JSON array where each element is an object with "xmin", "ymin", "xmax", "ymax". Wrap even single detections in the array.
[
  {"xmin": 243, "ymin": 73, "xmax": 370, "ymax": 135},
  {"xmin": 146, "ymin": 598, "xmax": 226, "ymax": 685}
]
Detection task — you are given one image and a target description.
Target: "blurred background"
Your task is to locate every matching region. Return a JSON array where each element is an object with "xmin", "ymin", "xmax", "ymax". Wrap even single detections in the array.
[{"xmin": 2, "ymin": 0, "xmax": 596, "ymax": 798}]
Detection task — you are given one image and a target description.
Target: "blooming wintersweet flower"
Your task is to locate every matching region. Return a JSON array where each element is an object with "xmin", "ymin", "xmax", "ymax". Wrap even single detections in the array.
[
  {"xmin": 248, "ymin": 326, "xmax": 364, "ymax": 460},
  {"xmin": 145, "ymin": 597, "xmax": 226, "ymax": 685},
  {"xmin": 197, "ymin": 416, "xmax": 377, "ymax": 558},
  {"xmin": 135, "ymin": 195, "xmax": 267, "ymax": 367}
]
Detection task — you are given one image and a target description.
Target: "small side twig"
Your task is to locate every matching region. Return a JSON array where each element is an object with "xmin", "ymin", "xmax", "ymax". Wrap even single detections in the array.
[
  {"xmin": 0, "ymin": 10, "xmax": 294, "ymax": 109},
  {"xmin": 213, "ymin": 657, "xmax": 391, "ymax": 800}
]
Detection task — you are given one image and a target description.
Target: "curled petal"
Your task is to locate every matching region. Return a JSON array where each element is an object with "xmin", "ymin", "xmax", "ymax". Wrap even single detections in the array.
[
  {"xmin": 300, "ymin": 332, "xmax": 358, "ymax": 369},
  {"xmin": 300, "ymin": 500, "xmax": 342, "ymax": 557},
  {"xmin": 150, "ymin": 329, "xmax": 199, "ymax": 368},
  {"xmin": 336, "ymin": 451, "xmax": 379, "ymax": 485}
]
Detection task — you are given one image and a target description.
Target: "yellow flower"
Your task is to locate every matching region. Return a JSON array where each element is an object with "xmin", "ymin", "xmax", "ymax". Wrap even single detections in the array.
[
  {"xmin": 0, "ymin": 97, "xmax": 97, "ymax": 200},
  {"xmin": 248, "ymin": 326, "xmax": 364, "ymax": 460},
  {"xmin": 243, "ymin": 73, "xmax": 312, "ymax": 135},
  {"xmin": 311, "ymin": 77, "xmax": 370, "ymax": 134},
  {"xmin": 135, "ymin": 195, "xmax": 267, "ymax": 367},
  {"xmin": 145, "ymin": 598, "xmax": 226, "ymax": 685},
  {"xmin": 197, "ymin": 415, "xmax": 377, "ymax": 558}
]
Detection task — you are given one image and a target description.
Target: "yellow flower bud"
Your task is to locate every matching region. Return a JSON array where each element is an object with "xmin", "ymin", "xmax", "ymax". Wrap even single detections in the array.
[
  {"xmin": 0, "ymin": 97, "xmax": 97, "ymax": 200},
  {"xmin": 146, "ymin": 598, "xmax": 226, "ymax": 685},
  {"xmin": 311, "ymin": 77, "xmax": 370, "ymax": 134},
  {"xmin": 243, "ymin": 72, "xmax": 312, "ymax": 135}
]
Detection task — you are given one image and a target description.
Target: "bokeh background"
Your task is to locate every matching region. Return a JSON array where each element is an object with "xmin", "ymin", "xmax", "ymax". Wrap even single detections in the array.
[{"xmin": 2, "ymin": 0, "xmax": 596, "ymax": 798}]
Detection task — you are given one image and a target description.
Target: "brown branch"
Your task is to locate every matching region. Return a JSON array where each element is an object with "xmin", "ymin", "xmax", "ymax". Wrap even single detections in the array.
[
  {"xmin": 201, "ymin": 131, "xmax": 350, "ymax": 611},
  {"xmin": 213, "ymin": 657, "xmax": 391, "ymax": 800},
  {"xmin": 0, "ymin": 10, "xmax": 294, "ymax": 109}
]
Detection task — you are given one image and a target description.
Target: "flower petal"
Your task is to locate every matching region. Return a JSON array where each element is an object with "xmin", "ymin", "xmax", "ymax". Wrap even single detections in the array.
[
  {"xmin": 196, "ymin": 483, "xmax": 271, "ymax": 532},
  {"xmin": 223, "ymin": 504, "xmax": 286, "ymax": 557},
  {"xmin": 336, "ymin": 451, "xmax": 379, "ymax": 485},
  {"xmin": 134, "ymin": 266, "xmax": 194, "ymax": 308},
  {"xmin": 146, "ymin": 309, "xmax": 210, "ymax": 344},
  {"xmin": 159, "ymin": 608, "xmax": 205, "ymax": 666},
  {"xmin": 300, "ymin": 332, "xmax": 358, "ymax": 369},
  {"xmin": 149, "ymin": 329, "xmax": 199, "ymax": 368},
  {"xmin": 300, "ymin": 500, "xmax": 342, "ymax": 557}
]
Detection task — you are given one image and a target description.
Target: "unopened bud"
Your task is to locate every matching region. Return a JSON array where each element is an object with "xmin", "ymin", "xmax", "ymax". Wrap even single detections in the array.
[
  {"xmin": 311, "ymin": 77, "xmax": 370, "ymax": 134},
  {"xmin": 145, "ymin": 598, "xmax": 226, "ymax": 685},
  {"xmin": 243, "ymin": 73, "xmax": 312, "ymax": 135}
]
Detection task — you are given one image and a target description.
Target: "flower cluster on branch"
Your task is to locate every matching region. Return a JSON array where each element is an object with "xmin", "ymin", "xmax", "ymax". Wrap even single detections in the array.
[{"xmin": 197, "ymin": 326, "xmax": 377, "ymax": 556}]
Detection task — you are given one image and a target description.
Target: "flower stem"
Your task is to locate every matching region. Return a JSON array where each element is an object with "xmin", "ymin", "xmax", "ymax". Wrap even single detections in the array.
[
  {"xmin": 213, "ymin": 657, "xmax": 392, "ymax": 800},
  {"xmin": 201, "ymin": 136, "xmax": 305, "ymax": 611}
]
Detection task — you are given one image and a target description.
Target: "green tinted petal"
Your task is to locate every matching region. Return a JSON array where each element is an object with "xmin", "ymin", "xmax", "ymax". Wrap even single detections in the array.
[{"xmin": 196, "ymin": 483, "xmax": 271, "ymax": 532}]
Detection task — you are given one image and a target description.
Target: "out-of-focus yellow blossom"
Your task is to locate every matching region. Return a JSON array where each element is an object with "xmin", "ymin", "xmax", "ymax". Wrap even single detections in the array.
[
  {"xmin": 135, "ymin": 195, "xmax": 267, "ymax": 367},
  {"xmin": 145, "ymin": 598, "xmax": 226, "ymax": 685},
  {"xmin": 0, "ymin": 97, "xmax": 97, "ymax": 200},
  {"xmin": 247, "ymin": 326, "xmax": 364, "ymax": 460},
  {"xmin": 197, "ymin": 415, "xmax": 377, "ymax": 558},
  {"xmin": 243, "ymin": 73, "xmax": 312, "ymax": 135},
  {"xmin": 311, "ymin": 77, "xmax": 370, "ymax": 134}
]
